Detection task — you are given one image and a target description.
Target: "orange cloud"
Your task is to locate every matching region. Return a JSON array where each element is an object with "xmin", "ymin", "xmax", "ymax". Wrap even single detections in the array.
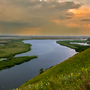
[
  {"xmin": 51, "ymin": 19, "xmax": 61, "ymax": 25},
  {"xmin": 68, "ymin": 8, "xmax": 90, "ymax": 17},
  {"xmin": 19, "ymin": 27, "xmax": 42, "ymax": 35},
  {"xmin": 84, "ymin": 24, "xmax": 90, "ymax": 28},
  {"xmin": 65, "ymin": 23, "xmax": 80, "ymax": 27}
]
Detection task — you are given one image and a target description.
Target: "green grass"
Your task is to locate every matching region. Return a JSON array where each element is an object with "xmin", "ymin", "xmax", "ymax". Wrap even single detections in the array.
[
  {"xmin": 0, "ymin": 39, "xmax": 38, "ymax": 71},
  {"xmin": 0, "ymin": 39, "xmax": 31, "ymax": 58},
  {"xmin": 56, "ymin": 40, "xmax": 90, "ymax": 52},
  {"xmin": 15, "ymin": 42, "xmax": 90, "ymax": 90},
  {"xmin": 0, "ymin": 56, "xmax": 37, "ymax": 71}
]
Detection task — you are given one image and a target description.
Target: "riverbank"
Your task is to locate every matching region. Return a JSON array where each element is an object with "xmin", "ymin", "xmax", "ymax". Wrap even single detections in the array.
[
  {"xmin": 56, "ymin": 40, "xmax": 90, "ymax": 52},
  {"xmin": 0, "ymin": 56, "xmax": 37, "ymax": 71},
  {"xmin": 0, "ymin": 39, "xmax": 38, "ymax": 71},
  {"xmin": 17, "ymin": 46, "xmax": 90, "ymax": 90},
  {"xmin": 0, "ymin": 39, "xmax": 31, "ymax": 58},
  {"xmin": 0, "ymin": 40, "xmax": 77, "ymax": 90}
]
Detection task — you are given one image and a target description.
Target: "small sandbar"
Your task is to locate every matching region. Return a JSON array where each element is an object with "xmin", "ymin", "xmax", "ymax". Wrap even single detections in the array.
[{"xmin": 70, "ymin": 42, "xmax": 90, "ymax": 46}]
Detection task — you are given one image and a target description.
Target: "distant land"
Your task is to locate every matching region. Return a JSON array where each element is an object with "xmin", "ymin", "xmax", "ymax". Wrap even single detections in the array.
[{"xmin": 0, "ymin": 35, "xmax": 90, "ymax": 39}]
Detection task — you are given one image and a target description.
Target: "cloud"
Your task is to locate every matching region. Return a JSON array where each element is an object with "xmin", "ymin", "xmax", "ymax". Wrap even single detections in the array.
[
  {"xmin": 0, "ymin": 0, "xmax": 84, "ymax": 35},
  {"xmin": 19, "ymin": 27, "xmax": 42, "ymax": 35},
  {"xmin": 52, "ymin": 1, "xmax": 81, "ymax": 10},
  {"xmin": 7, "ymin": 0, "xmax": 81, "ymax": 9},
  {"xmin": 0, "ymin": 21, "xmax": 28, "ymax": 34},
  {"xmin": 0, "ymin": 0, "xmax": 82, "ymax": 12},
  {"xmin": 0, "ymin": 17, "xmax": 46, "ymax": 27},
  {"xmin": 57, "ymin": 15, "xmax": 72, "ymax": 20},
  {"xmin": 66, "ymin": 12, "xmax": 74, "ymax": 16},
  {"xmin": 40, "ymin": 22, "xmax": 81, "ymax": 36},
  {"xmin": 65, "ymin": 23, "xmax": 80, "ymax": 27},
  {"xmin": 32, "ymin": 1, "xmax": 82, "ymax": 13},
  {"xmin": 0, "ymin": 17, "xmax": 47, "ymax": 34},
  {"xmin": 0, "ymin": 0, "xmax": 82, "ymax": 20},
  {"xmin": 29, "ymin": 17, "xmax": 47, "ymax": 27},
  {"xmin": 0, "ymin": 1, "xmax": 81, "ymax": 27},
  {"xmin": 81, "ymin": 19, "xmax": 90, "ymax": 21},
  {"xmin": 0, "ymin": 22, "xmax": 29, "ymax": 27},
  {"xmin": 84, "ymin": 24, "xmax": 90, "ymax": 28}
]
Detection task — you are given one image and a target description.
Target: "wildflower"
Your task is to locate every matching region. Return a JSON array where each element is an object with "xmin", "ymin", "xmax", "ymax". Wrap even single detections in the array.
[
  {"xmin": 46, "ymin": 83, "xmax": 47, "ymax": 85},
  {"xmin": 71, "ymin": 73, "xmax": 73, "ymax": 76},
  {"xmin": 85, "ymin": 69, "xmax": 87, "ymax": 71},
  {"xmin": 82, "ymin": 67, "xmax": 84, "ymax": 71},
  {"xmin": 16, "ymin": 88, "xmax": 18, "ymax": 90},
  {"xmin": 28, "ymin": 84, "xmax": 31, "ymax": 88}
]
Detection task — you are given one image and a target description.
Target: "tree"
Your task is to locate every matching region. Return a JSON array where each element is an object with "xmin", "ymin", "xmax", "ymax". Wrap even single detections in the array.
[{"xmin": 39, "ymin": 68, "xmax": 44, "ymax": 74}]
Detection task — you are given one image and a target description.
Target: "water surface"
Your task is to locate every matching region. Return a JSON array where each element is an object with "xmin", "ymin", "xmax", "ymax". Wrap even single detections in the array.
[
  {"xmin": 70, "ymin": 42, "xmax": 89, "ymax": 46},
  {"xmin": 0, "ymin": 40, "xmax": 77, "ymax": 90}
]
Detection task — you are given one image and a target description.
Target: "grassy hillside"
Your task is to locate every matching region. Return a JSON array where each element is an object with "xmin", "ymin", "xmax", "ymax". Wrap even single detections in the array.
[
  {"xmin": 17, "ymin": 47, "xmax": 90, "ymax": 90},
  {"xmin": 0, "ymin": 39, "xmax": 31, "ymax": 58}
]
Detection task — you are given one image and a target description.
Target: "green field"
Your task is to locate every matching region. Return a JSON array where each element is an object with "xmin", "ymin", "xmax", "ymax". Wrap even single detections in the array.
[
  {"xmin": 0, "ymin": 39, "xmax": 38, "ymax": 71},
  {"xmin": 16, "ymin": 40, "xmax": 90, "ymax": 90},
  {"xmin": 0, "ymin": 56, "xmax": 37, "ymax": 71},
  {"xmin": 57, "ymin": 40, "xmax": 90, "ymax": 52},
  {"xmin": 0, "ymin": 39, "xmax": 31, "ymax": 58}
]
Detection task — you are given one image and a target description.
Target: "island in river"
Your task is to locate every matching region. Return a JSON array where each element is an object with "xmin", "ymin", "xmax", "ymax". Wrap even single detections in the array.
[{"xmin": 0, "ymin": 39, "xmax": 37, "ymax": 71}]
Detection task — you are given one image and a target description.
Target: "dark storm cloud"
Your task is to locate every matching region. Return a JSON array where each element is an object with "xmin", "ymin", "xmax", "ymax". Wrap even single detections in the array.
[{"xmin": 81, "ymin": 19, "xmax": 90, "ymax": 21}]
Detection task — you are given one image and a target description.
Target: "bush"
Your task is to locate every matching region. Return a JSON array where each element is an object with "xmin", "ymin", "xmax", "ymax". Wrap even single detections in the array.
[{"xmin": 39, "ymin": 68, "xmax": 44, "ymax": 74}]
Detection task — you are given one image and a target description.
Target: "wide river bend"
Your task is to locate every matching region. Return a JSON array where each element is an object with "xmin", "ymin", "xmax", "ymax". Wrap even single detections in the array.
[{"xmin": 0, "ymin": 40, "xmax": 77, "ymax": 90}]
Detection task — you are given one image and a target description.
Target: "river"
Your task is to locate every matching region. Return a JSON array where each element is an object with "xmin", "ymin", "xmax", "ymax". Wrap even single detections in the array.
[{"xmin": 0, "ymin": 40, "xmax": 77, "ymax": 90}]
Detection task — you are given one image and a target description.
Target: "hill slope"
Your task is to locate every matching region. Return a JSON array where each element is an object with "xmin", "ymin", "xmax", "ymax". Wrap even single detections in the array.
[{"xmin": 16, "ymin": 47, "xmax": 90, "ymax": 90}]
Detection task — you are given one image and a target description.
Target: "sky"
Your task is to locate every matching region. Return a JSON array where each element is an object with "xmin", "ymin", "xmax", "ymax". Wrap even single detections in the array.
[{"xmin": 0, "ymin": 0, "xmax": 90, "ymax": 36}]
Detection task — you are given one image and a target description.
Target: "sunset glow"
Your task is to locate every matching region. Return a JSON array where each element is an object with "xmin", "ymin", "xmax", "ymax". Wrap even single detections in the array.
[
  {"xmin": 0, "ymin": 0, "xmax": 89, "ymax": 36},
  {"xmin": 68, "ymin": 9, "xmax": 74, "ymax": 12}
]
